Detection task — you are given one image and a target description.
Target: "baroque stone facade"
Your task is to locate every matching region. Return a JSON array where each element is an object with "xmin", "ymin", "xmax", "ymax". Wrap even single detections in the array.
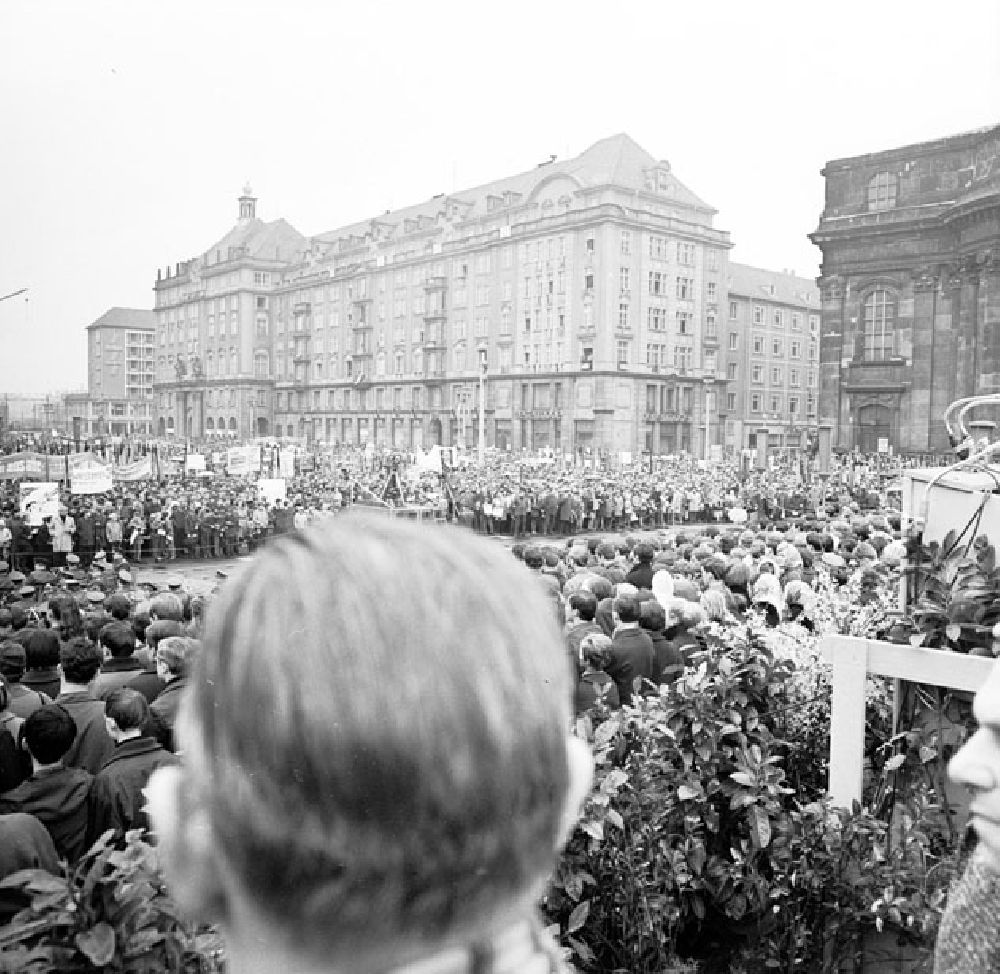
[{"xmin": 811, "ymin": 124, "xmax": 1000, "ymax": 454}]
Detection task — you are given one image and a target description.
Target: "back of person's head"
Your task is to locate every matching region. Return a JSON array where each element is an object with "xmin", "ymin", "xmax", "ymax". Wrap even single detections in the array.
[
  {"xmin": 149, "ymin": 592, "xmax": 185, "ymax": 623},
  {"xmin": 581, "ymin": 633, "xmax": 613, "ymax": 671},
  {"xmin": 25, "ymin": 628, "xmax": 60, "ymax": 669},
  {"xmin": 596, "ymin": 542, "xmax": 616, "ymax": 562},
  {"xmin": 60, "ymin": 636, "xmax": 103, "ymax": 685},
  {"xmin": 0, "ymin": 640, "xmax": 26, "ymax": 681},
  {"xmin": 105, "ymin": 592, "xmax": 132, "ymax": 621},
  {"xmin": 522, "ymin": 545, "xmax": 544, "ymax": 569},
  {"xmin": 633, "ymin": 542, "xmax": 655, "ymax": 564},
  {"xmin": 99, "ymin": 621, "xmax": 135, "ymax": 659},
  {"xmin": 146, "ymin": 619, "xmax": 183, "ymax": 650},
  {"xmin": 23, "ymin": 704, "xmax": 76, "ymax": 765},
  {"xmin": 568, "ymin": 590, "xmax": 598, "ymax": 623},
  {"xmin": 146, "ymin": 514, "xmax": 587, "ymax": 965},
  {"xmin": 614, "ymin": 593, "xmax": 641, "ymax": 624},
  {"xmin": 157, "ymin": 636, "xmax": 199, "ymax": 679},
  {"xmin": 105, "ymin": 686, "xmax": 150, "ymax": 733},
  {"xmin": 639, "ymin": 600, "xmax": 666, "ymax": 632}
]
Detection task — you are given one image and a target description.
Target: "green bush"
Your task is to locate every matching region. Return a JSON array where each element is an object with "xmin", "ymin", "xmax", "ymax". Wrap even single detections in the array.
[
  {"xmin": 0, "ymin": 830, "xmax": 224, "ymax": 974},
  {"xmin": 544, "ymin": 626, "xmax": 964, "ymax": 973}
]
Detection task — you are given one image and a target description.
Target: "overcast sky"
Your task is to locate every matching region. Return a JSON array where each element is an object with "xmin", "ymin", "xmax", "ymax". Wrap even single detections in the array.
[{"xmin": 1, "ymin": 0, "xmax": 998, "ymax": 395}]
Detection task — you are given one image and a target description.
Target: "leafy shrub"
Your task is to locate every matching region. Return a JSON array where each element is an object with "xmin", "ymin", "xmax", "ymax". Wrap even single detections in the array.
[
  {"xmin": 544, "ymin": 627, "xmax": 963, "ymax": 973},
  {"xmin": 0, "ymin": 830, "xmax": 224, "ymax": 973}
]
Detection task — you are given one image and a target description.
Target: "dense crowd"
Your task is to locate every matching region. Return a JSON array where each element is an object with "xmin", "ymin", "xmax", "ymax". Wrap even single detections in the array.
[
  {"xmin": 0, "ymin": 459, "xmax": 908, "ymax": 906},
  {"xmin": 0, "ymin": 445, "xmax": 915, "ymax": 571}
]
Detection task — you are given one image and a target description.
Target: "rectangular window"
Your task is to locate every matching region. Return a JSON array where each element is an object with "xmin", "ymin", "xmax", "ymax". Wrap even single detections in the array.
[
  {"xmin": 752, "ymin": 336, "xmax": 764, "ymax": 355},
  {"xmin": 751, "ymin": 394, "xmax": 761, "ymax": 412},
  {"xmin": 647, "ymin": 306, "xmax": 667, "ymax": 331},
  {"xmin": 729, "ymin": 333, "xmax": 738, "ymax": 350},
  {"xmin": 729, "ymin": 300, "xmax": 738, "ymax": 320},
  {"xmin": 648, "ymin": 235, "xmax": 666, "ymax": 259},
  {"xmin": 752, "ymin": 365, "xmax": 763, "ymax": 383},
  {"xmin": 753, "ymin": 305, "xmax": 764, "ymax": 325},
  {"xmin": 706, "ymin": 250, "xmax": 719, "ymax": 271},
  {"xmin": 676, "ymin": 311, "xmax": 691, "ymax": 335},
  {"xmin": 616, "ymin": 339, "xmax": 630, "ymax": 365},
  {"xmin": 771, "ymin": 367, "xmax": 782, "ymax": 383},
  {"xmin": 648, "ymin": 271, "xmax": 666, "ymax": 296},
  {"xmin": 772, "ymin": 339, "xmax": 783, "ymax": 356},
  {"xmin": 620, "ymin": 230, "xmax": 631, "ymax": 255},
  {"xmin": 676, "ymin": 276, "xmax": 693, "ymax": 300},
  {"xmin": 619, "ymin": 267, "xmax": 630, "ymax": 293},
  {"xmin": 705, "ymin": 314, "xmax": 717, "ymax": 338},
  {"xmin": 789, "ymin": 396, "xmax": 799, "ymax": 415},
  {"xmin": 677, "ymin": 242, "xmax": 694, "ymax": 265},
  {"xmin": 727, "ymin": 362, "xmax": 738, "ymax": 380},
  {"xmin": 727, "ymin": 392, "xmax": 737, "ymax": 411},
  {"xmin": 673, "ymin": 345, "xmax": 693, "ymax": 371},
  {"xmin": 773, "ymin": 309, "xmax": 783, "ymax": 327},
  {"xmin": 770, "ymin": 395, "xmax": 781, "ymax": 413},
  {"xmin": 791, "ymin": 313, "xmax": 801, "ymax": 331},
  {"xmin": 707, "ymin": 282, "xmax": 717, "ymax": 300},
  {"xmin": 584, "ymin": 272, "xmax": 594, "ymax": 290},
  {"xmin": 790, "ymin": 340, "xmax": 801, "ymax": 358},
  {"xmin": 790, "ymin": 368, "xmax": 800, "ymax": 386},
  {"xmin": 618, "ymin": 303, "xmax": 630, "ymax": 329}
]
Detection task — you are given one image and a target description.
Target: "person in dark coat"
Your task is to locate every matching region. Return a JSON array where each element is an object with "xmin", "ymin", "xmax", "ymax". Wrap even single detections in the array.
[
  {"xmin": 625, "ymin": 542, "xmax": 657, "ymax": 591},
  {"xmin": 640, "ymin": 600, "xmax": 684, "ymax": 684},
  {"xmin": 0, "ymin": 812, "xmax": 59, "ymax": 920},
  {"xmin": 21, "ymin": 628, "xmax": 62, "ymax": 702},
  {"xmin": 55, "ymin": 637, "xmax": 115, "ymax": 775},
  {"xmin": 88, "ymin": 688, "xmax": 175, "ymax": 844},
  {"xmin": 146, "ymin": 635, "xmax": 198, "ymax": 752},
  {"xmin": 607, "ymin": 594, "xmax": 656, "ymax": 706},
  {"xmin": 0, "ymin": 704, "xmax": 92, "ymax": 863}
]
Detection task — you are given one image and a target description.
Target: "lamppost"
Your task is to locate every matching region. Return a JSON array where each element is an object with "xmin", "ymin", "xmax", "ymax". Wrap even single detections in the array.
[
  {"xmin": 702, "ymin": 378, "xmax": 715, "ymax": 463},
  {"xmin": 478, "ymin": 347, "xmax": 487, "ymax": 467}
]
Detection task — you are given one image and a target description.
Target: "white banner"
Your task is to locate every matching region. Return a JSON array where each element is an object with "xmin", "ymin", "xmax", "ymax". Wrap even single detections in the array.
[
  {"xmin": 70, "ymin": 460, "xmax": 113, "ymax": 495},
  {"xmin": 186, "ymin": 453, "xmax": 206, "ymax": 472},
  {"xmin": 19, "ymin": 482, "xmax": 60, "ymax": 525},
  {"xmin": 279, "ymin": 448, "xmax": 296, "ymax": 478},
  {"xmin": 258, "ymin": 478, "xmax": 287, "ymax": 506},
  {"xmin": 227, "ymin": 447, "xmax": 251, "ymax": 477}
]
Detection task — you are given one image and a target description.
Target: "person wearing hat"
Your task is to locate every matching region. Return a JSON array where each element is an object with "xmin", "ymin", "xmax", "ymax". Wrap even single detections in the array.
[{"xmin": 0, "ymin": 642, "xmax": 51, "ymax": 719}]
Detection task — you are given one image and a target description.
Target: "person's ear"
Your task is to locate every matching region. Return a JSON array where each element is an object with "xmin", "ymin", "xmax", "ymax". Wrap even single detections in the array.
[
  {"xmin": 555, "ymin": 735, "xmax": 595, "ymax": 852},
  {"xmin": 143, "ymin": 766, "xmax": 230, "ymax": 923}
]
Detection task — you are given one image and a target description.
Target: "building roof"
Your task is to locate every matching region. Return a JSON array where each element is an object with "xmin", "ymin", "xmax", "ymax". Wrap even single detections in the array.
[
  {"xmin": 824, "ymin": 122, "xmax": 1000, "ymax": 170},
  {"xmin": 86, "ymin": 308, "xmax": 156, "ymax": 331},
  {"xmin": 316, "ymin": 133, "xmax": 716, "ymax": 245},
  {"xmin": 202, "ymin": 217, "xmax": 308, "ymax": 266},
  {"xmin": 727, "ymin": 262, "xmax": 820, "ymax": 308}
]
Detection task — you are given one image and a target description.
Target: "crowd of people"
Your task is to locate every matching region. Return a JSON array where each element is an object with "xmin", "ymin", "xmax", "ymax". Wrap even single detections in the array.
[
  {"xmin": 0, "ymin": 444, "xmax": 918, "ymax": 572},
  {"xmin": 4, "ymin": 442, "xmax": 995, "ymax": 973}
]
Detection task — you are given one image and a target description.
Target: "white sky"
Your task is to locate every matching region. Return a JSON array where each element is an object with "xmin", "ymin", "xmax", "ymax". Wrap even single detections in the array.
[{"xmin": 1, "ymin": 0, "xmax": 998, "ymax": 395}]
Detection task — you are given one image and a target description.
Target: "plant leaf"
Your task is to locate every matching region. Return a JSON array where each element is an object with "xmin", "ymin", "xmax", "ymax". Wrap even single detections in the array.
[
  {"xmin": 76, "ymin": 923, "xmax": 116, "ymax": 967},
  {"xmin": 567, "ymin": 899, "xmax": 590, "ymax": 934},
  {"xmin": 749, "ymin": 805, "xmax": 772, "ymax": 850}
]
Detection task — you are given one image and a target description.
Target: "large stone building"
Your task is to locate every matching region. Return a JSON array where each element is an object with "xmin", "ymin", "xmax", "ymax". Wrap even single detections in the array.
[
  {"xmin": 724, "ymin": 263, "xmax": 820, "ymax": 455},
  {"xmin": 64, "ymin": 307, "xmax": 156, "ymax": 439},
  {"xmin": 153, "ymin": 136, "xmax": 735, "ymax": 457},
  {"xmin": 811, "ymin": 124, "xmax": 1000, "ymax": 454}
]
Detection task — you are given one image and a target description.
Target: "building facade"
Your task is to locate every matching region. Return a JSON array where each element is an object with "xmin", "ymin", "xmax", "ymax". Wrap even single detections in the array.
[
  {"xmin": 65, "ymin": 307, "xmax": 156, "ymax": 439},
  {"xmin": 811, "ymin": 124, "xmax": 1000, "ymax": 454},
  {"xmin": 723, "ymin": 264, "xmax": 820, "ymax": 454},
  {"xmin": 153, "ymin": 136, "xmax": 735, "ymax": 457}
]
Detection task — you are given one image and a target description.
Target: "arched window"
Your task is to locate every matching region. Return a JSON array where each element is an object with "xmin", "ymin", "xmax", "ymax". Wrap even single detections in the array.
[
  {"xmin": 229, "ymin": 417, "xmax": 237, "ymax": 431},
  {"xmin": 867, "ymin": 172, "xmax": 897, "ymax": 212},
  {"xmin": 206, "ymin": 418, "xmax": 215, "ymax": 431},
  {"xmin": 862, "ymin": 289, "xmax": 895, "ymax": 361},
  {"xmin": 218, "ymin": 416, "xmax": 226, "ymax": 432}
]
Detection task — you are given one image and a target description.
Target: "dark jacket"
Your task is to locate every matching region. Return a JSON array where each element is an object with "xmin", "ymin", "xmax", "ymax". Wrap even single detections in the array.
[
  {"xmin": 648, "ymin": 629, "xmax": 685, "ymax": 683},
  {"xmin": 625, "ymin": 563, "xmax": 656, "ymax": 590},
  {"xmin": 21, "ymin": 667, "xmax": 61, "ymax": 703},
  {"xmin": 0, "ymin": 764, "xmax": 93, "ymax": 863},
  {"xmin": 607, "ymin": 626, "xmax": 656, "ymax": 706},
  {"xmin": 149, "ymin": 679, "xmax": 186, "ymax": 751},
  {"xmin": 56, "ymin": 691, "xmax": 116, "ymax": 775},
  {"xmin": 93, "ymin": 658, "xmax": 145, "ymax": 701},
  {"xmin": 88, "ymin": 737, "xmax": 175, "ymax": 844}
]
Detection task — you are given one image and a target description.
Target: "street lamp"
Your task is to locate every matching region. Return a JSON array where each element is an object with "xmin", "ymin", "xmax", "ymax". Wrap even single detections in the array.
[{"xmin": 478, "ymin": 348, "xmax": 487, "ymax": 467}]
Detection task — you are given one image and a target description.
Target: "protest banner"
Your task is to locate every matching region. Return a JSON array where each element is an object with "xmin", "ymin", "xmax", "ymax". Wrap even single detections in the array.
[
  {"xmin": 227, "ymin": 447, "xmax": 251, "ymax": 477},
  {"xmin": 0, "ymin": 452, "xmax": 50, "ymax": 481},
  {"xmin": 113, "ymin": 457, "xmax": 153, "ymax": 481},
  {"xmin": 19, "ymin": 482, "xmax": 59, "ymax": 525},
  {"xmin": 258, "ymin": 478, "xmax": 287, "ymax": 506},
  {"xmin": 70, "ymin": 458, "xmax": 113, "ymax": 495},
  {"xmin": 279, "ymin": 448, "xmax": 296, "ymax": 478},
  {"xmin": 185, "ymin": 453, "xmax": 206, "ymax": 473}
]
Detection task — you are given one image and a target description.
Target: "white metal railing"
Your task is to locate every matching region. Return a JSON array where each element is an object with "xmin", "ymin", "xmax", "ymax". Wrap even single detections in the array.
[{"xmin": 819, "ymin": 635, "xmax": 995, "ymax": 809}]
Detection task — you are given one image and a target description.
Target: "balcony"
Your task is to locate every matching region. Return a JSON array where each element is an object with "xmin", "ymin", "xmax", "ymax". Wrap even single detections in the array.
[
  {"xmin": 424, "ymin": 276, "xmax": 447, "ymax": 291},
  {"xmin": 423, "ymin": 305, "xmax": 447, "ymax": 321},
  {"xmin": 293, "ymin": 302, "xmax": 312, "ymax": 317},
  {"xmin": 351, "ymin": 293, "xmax": 372, "ymax": 305}
]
